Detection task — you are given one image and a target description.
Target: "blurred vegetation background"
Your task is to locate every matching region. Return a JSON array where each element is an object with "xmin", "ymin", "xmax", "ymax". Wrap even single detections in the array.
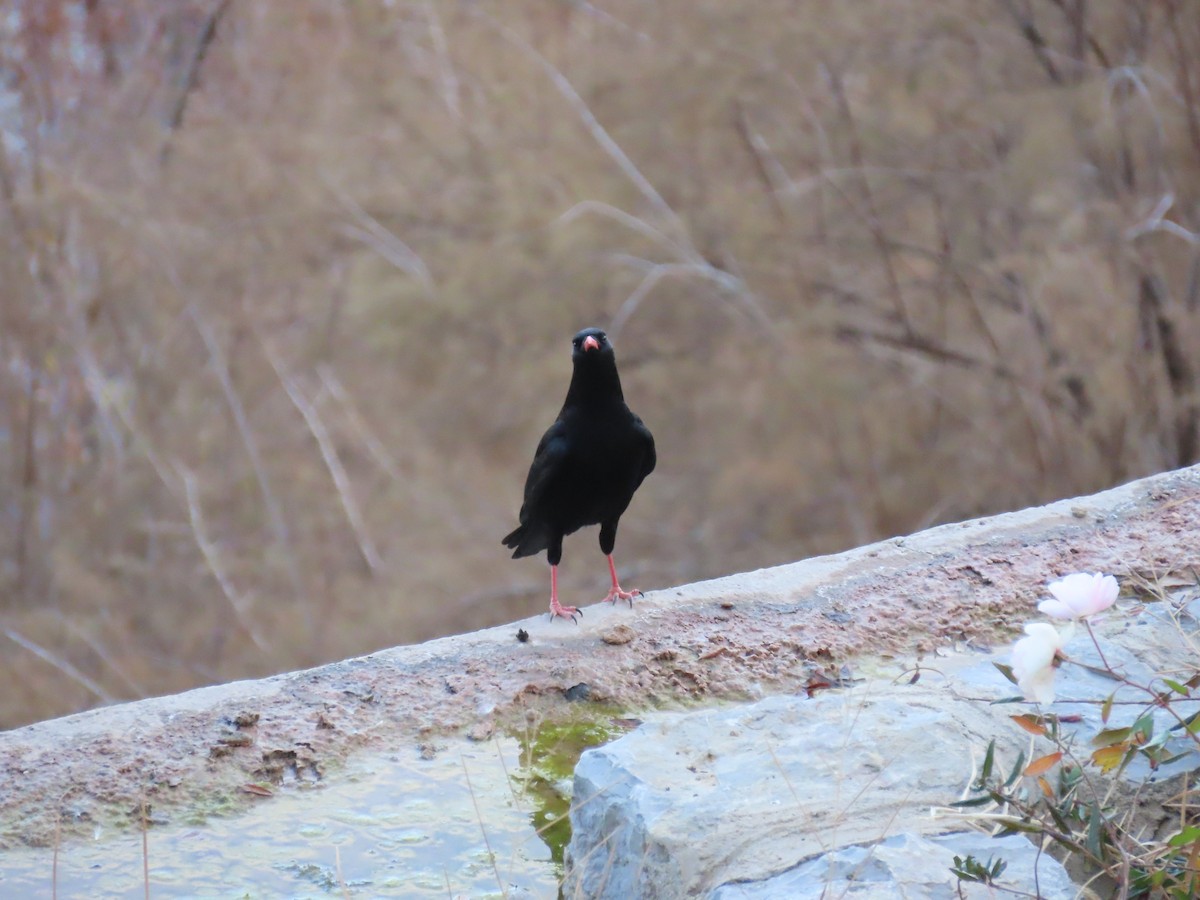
[{"xmin": 1, "ymin": 0, "xmax": 1198, "ymax": 728}]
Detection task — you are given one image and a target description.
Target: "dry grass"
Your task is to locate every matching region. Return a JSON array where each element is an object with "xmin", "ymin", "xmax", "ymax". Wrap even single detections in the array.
[{"xmin": 1, "ymin": 0, "xmax": 1198, "ymax": 728}]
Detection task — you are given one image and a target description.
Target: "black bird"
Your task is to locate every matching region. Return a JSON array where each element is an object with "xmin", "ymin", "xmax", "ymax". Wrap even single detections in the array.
[{"xmin": 503, "ymin": 327, "xmax": 656, "ymax": 621}]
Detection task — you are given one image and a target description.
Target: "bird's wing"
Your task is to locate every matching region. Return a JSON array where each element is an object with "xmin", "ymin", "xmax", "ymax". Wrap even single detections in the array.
[
  {"xmin": 518, "ymin": 421, "xmax": 570, "ymax": 522},
  {"xmin": 633, "ymin": 414, "xmax": 656, "ymax": 484}
]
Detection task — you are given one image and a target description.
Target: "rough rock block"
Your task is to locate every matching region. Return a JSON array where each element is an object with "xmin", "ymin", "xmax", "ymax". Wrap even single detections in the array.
[{"xmin": 563, "ymin": 691, "xmax": 1037, "ymax": 897}]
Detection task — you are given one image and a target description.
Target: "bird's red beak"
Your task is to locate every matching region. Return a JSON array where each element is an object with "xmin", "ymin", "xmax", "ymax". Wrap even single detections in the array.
[{"xmin": 582, "ymin": 335, "xmax": 600, "ymax": 351}]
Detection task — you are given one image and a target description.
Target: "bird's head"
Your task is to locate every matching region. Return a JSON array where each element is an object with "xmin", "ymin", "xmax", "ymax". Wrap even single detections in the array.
[
  {"xmin": 571, "ymin": 327, "xmax": 612, "ymax": 362},
  {"xmin": 566, "ymin": 327, "xmax": 624, "ymax": 401}
]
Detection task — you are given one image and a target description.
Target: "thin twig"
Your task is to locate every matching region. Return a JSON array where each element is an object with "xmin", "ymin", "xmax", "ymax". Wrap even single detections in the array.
[
  {"xmin": 160, "ymin": 0, "xmax": 234, "ymax": 161},
  {"xmin": 821, "ymin": 60, "xmax": 912, "ymax": 335},
  {"xmin": 179, "ymin": 466, "xmax": 271, "ymax": 653},
  {"xmin": 335, "ymin": 845, "xmax": 351, "ymax": 900},
  {"xmin": 422, "ymin": 0, "xmax": 461, "ymax": 120},
  {"xmin": 54, "ymin": 612, "xmax": 144, "ymax": 697},
  {"xmin": 316, "ymin": 364, "xmax": 472, "ymax": 532},
  {"xmin": 186, "ymin": 303, "xmax": 295, "ymax": 556},
  {"xmin": 330, "ymin": 185, "xmax": 435, "ymax": 297},
  {"xmin": 141, "ymin": 795, "xmax": 150, "ymax": 900},
  {"xmin": 316, "ymin": 364, "xmax": 405, "ymax": 483},
  {"xmin": 1127, "ymin": 193, "xmax": 1200, "ymax": 245},
  {"xmin": 461, "ymin": 755, "xmax": 508, "ymax": 899},
  {"xmin": 483, "ymin": 11, "xmax": 768, "ymax": 337},
  {"xmin": 262, "ymin": 342, "xmax": 383, "ymax": 576},
  {"xmin": 481, "ymin": 14, "xmax": 675, "ymax": 227},
  {"xmin": 3, "ymin": 627, "xmax": 116, "ymax": 703}
]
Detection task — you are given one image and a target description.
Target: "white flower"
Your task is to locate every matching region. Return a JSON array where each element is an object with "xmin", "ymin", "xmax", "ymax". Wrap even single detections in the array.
[
  {"xmin": 1011, "ymin": 622, "xmax": 1066, "ymax": 703},
  {"xmin": 1038, "ymin": 572, "xmax": 1119, "ymax": 620}
]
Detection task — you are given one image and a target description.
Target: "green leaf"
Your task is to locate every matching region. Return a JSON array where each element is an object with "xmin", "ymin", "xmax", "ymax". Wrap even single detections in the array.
[
  {"xmin": 1086, "ymin": 804, "xmax": 1104, "ymax": 858},
  {"xmin": 992, "ymin": 662, "xmax": 1018, "ymax": 685},
  {"xmin": 950, "ymin": 795, "xmax": 996, "ymax": 808},
  {"xmin": 950, "ymin": 854, "xmax": 1007, "ymax": 885},
  {"xmin": 1048, "ymin": 803, "xmax": 1073, "ymax": 835},
  {"xmin": 980, "ymin": 739, "xmax": 996, "ymax": 783},
  {"xmin": 1101, "ymin": 692, "xmax": 1115, "ymax": 724},
  {"xmin": 1004, "ymin": 751, "xmax": 1027, "ymax": 788},
  {"xmin": 1158, "ymin": 751, "xmax": 1192, "ymax": 767},
  {"xmin": 1091, "ymin": 726, "xmax": 1131, "ymax": 748},
  {"xmin": 1060, "ymin": 764, "xmax": 1084, "ymax": 791},
  {"xmin": 996, "ymin": 818, "xmax": 1043, "ymax": 834},
  {"xmin": 1163, "ymin": 678, "xmax": 1190, "ymax": 697},
  {"xmin": 1131, "ymin": 712, "xmax": 1156, "ymax": 745},
  {"xmin": 1143, "ymin": 726, "xmax": 1172, "ymax": 751},
  {"xmin": 1167, "ymin": 825, "xmax": 1200, "ymax": 848}
]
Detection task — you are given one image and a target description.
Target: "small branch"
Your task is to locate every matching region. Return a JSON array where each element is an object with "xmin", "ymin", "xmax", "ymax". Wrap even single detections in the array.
[
  {"xmin": 1045, "ymin": 0, "xmax": 1112, "ymax": 70},
  {"xmin": 186, "ymin": 304, "xmax": 294, "ymax": 555},
  {"xmin": 55, "ymin": 612, "xmax": 145, "ymax": 698},
  {"xmin": 4, "ymin": 627, "xmax": 116, "ymax": 704},
  {"xmin": 160, "ymin": 0, "xmax": 234, "ymax": 162},
  {"xmin": 330, "ymin": 185, "xmax": 435, "ymax": 298},
  {"xmin": 998, "ymin": 0, "xmax": 1063, "ymax": 84},
  {"xmin": 1163, "ymin": 0, "xmax": 1200, "ymax": 157},
  {"xmin": 1126, "ymin": 193, "xmax": 1200, "ymax": 246},
  {"xmin": 315, "ymin": 365, "xmax": 404, "ymax": 483},
  {"xmin": 556, "ymin": 199, "xmax": 684, "ymax": 258},
  {"xmin": 609, "ymin": 259, "xmax": 769, "ymax": 337},
  {"xmin": 263, "ymin": 342, "xmax": 383, "ymax": 577},
  {"xmin": 15, "ymin": 361, "xmax": 40, "ymax": 599},
  {"xmin": 422, "ymin": 0, "xmax": 461, "ymax": 121},
  {"xmin": 835, "ymin": 324, "xmax": 1019, "ymax": 382},
  {"xmin": 480, "ymin": 12, "xmax": 677, "ymax": 228},
  {"xmin": 482, "ymin": 11, "xmax": 770, "ymax": 336},
  {"xmin": 316, "ymin": 365, "xmax": 472, "ymax": 532},
  {"xmin": 819, "ymin": 61, "xmax": 913, "ymax": 334},
  {"xmin": 179, "ymin": 466, "xmax": 270, "ymax": 653}
]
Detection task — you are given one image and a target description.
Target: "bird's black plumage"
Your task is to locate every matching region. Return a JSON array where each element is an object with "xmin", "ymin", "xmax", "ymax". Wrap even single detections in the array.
[{"xmin": 503, "ymin": 327, "xmax": 655, "ymax": 618}]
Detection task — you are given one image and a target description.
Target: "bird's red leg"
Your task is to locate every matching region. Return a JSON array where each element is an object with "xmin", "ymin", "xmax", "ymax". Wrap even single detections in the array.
[
  {"xmin": 548, "ymin": 565, "xmax": 581, "ymax": 622},
  {"xmin": 601, "ymin": 555, "xmax": 641, "ymax": 607}
]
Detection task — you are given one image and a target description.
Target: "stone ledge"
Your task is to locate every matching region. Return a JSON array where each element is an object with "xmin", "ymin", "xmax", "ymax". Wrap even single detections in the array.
[{"xmin": 2, "ymin": 465, "xmax": 1199, "ymax": 847}]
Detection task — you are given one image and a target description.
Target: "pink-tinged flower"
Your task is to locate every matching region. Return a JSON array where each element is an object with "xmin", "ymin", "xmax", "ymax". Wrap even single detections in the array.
[
  {"xmin": 1012, "ymin": 622, "xmax": 1066, "ymax": 703},
  {"xmin": 1038, "ymin": 572, "xmax": 1119, "ymax": 620}
]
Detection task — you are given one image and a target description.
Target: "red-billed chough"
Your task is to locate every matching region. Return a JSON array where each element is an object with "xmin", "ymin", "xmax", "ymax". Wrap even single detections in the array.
[{"xmin": 503, "ymin": 327, "xmax": 656, "ymax": 621}]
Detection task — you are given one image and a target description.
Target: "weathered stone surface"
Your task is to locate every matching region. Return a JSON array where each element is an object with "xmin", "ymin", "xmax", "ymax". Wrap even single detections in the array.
[
  {"xmin": 710, "ymin": 832, "xmax": 1076, "ymax": 899},
  {"xmin": 564, "ymin": 587, "xmax": 1200, "ymax": 897},
  {"xmin": 563, "ymin": 689, "xmax": 1031, "ymax": 897},
  {"xmin": 1, "ymin": 464, "xmax": 1199, "ymax": 857}
]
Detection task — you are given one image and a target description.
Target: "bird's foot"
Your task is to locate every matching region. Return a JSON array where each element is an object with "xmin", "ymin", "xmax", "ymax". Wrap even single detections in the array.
[
  {"xmin": 549, "ymin": 597, "xmax": 582, "ymax": 623},
  {"xmin": 602, "ymin": 586, "xmax": 642, "ymax": 608}
]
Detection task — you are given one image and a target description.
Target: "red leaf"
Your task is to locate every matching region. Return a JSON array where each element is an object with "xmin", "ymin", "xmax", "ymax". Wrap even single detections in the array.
[
  {"xmin": 1011, "ymin": 714, "xmax": 1048, "ymax": 736},
  {"xmin": 1024, "ymin": 751, "xmax": 1063, "ymax": 777}
]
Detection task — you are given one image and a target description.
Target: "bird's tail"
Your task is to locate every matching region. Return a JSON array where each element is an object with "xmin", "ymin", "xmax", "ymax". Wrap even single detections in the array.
[{"xmin": 502, "ymin": 523, "xmax": 547, "ymax": 559}]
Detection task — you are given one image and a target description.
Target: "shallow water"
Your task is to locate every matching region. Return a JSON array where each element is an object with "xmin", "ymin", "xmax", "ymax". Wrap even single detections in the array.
[{"xmin": 0, "ymin": 737, "xmax": 563, "ymax": 899}]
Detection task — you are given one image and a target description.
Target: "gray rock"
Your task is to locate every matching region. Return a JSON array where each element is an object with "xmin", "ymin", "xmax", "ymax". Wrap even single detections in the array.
[
  {"xmin": 710, "ymin": 831, "xmax": 1076, "ymax": 899},
  {"xmin": 564, "ymin": 587, "xmax": 1200, "ymax": 898},
  {"xmin": 562, "ymin": 690, "xmax": 1030, "ymax": 898}
]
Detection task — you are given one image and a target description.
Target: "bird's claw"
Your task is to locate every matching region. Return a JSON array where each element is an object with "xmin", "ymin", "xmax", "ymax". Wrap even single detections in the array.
[
  {"xmin": 549, "ymin": 601, "xmax": 582, "ymax": 623},
  {"xmin": 602, "ymin": 587, "xmax": 642, "ymax": 608}
]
